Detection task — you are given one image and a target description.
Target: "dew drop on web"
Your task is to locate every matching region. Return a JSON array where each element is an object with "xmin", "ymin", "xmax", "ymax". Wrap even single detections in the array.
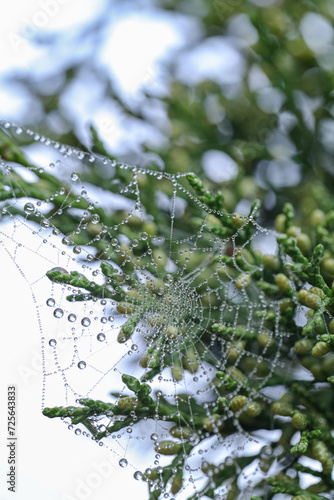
[{"xmin": 53, "ymin": 308, "xmax": 64, "ymax": 318}]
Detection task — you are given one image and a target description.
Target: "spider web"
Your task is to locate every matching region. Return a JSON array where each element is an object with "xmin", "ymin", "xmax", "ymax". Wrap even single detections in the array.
[{"xmin": 0, "ymin": 120, "xmax": 296, "ymax": 499}]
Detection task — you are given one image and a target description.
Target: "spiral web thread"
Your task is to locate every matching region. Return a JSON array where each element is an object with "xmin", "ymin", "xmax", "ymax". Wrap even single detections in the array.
[{"xmin": 0, "ymin": 121, "xmax": 294, "ymax": 499}]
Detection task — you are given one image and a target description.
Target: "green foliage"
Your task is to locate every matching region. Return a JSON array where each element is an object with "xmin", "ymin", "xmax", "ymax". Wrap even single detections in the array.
[{"xmin": 1, "ymin": 0, "xmax": 334, "ymax": 499}]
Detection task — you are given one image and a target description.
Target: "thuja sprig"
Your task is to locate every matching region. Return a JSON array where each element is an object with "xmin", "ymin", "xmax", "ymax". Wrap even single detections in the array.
[
  {"xmin": 121, "ymin": 374, "xmax": 156, "ymax": 408},
  {"xmin": 279, "ymin": 235, "xmax": 331, "ymax": 295},
  {"xmin": 42, "ymin": 401, "xmax": 111, "ymax": 435},
  {"xmin": 212, "ymin": 323, "xmax": 257, "ymax": 339},
  {"xmin": 144, "ymin": 442, "xmax": 194, "ymax": 498},
  {"xmin": 275, "ymin": 203, "xmax": 295, "ymax": 233},
  {"xmin": 52, "ymin": 375, "xmax": 213, "ymax": 442}
]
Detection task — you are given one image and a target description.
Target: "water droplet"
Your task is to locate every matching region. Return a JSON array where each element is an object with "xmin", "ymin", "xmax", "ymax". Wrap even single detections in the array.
[
  {"xmin": 73, "ymin": 246, "xmax": 81, "ymax": 254},
  {"xmin": 91, "ymin": 214, "xmax": 100, "ymax": 224},
  {"xmin": 260, "ymin": 445, "xmax": 273, "ymax": 458},
  {"xmin": 68, "ymin": 314, "xmax": 77, "ymax": 322},
  {"xmin": 62, "ymin": 236, "xmax": 71, "ymax": 245},
  {"xmin": 46, "ymin": 298, "xmax": 55, "ymax": 307},
  {"xmin": 75, "ymin": 428, "xmax": 81, "ymax": 435},
  {"xmin": 49, "ymin": 339, "xmax": 57, "ymax": 347},
  {"xmin": 163, "ymin": 274, "xmax": 173, "ymax": 286},
  {"xmin": 97, "ymin": 333, "xmax": 105, "ymax": 342},
  {"xmin": 40, "ymin": 219, "xmax": 51, "ymax": 228},
  {"xmin": 78, "ymin": 361, "xmax": 86, "ymax": 370},
  {"xmin": 119, "ymin": 458, "xmax": 128, "ymax": 468},
  {"xmin": 141, "ymin": 232, "xmax": 148, "ymax": 240},
  {"xmin": 150, "ymin": 433, "xmax": 158, "ymax": 441},
  {"xmin": 81, "ymin": 317, "xmax": 91, "ymax": 327},
  {"xmin": 71, "ymin": 173, "xmax": 79, "ymax": 182},
  {"xmin": 134, "ymin": 471, "xmax": 142, "ymax": 480},
  {"xmin": 24, "ymin": 202, "xmax": 35, "ymax": 214},
  {"xmin": 54, "ymin": 308, "xmax": 64, "ymax": 318}
]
